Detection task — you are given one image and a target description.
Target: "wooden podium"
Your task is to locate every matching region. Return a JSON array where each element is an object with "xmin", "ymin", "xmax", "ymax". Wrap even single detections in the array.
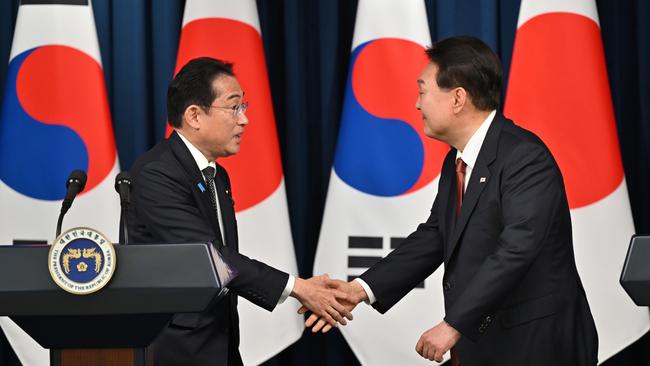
[{"xmin": 0, "ymin": 243, "xmax": 229, "ymax": 366}]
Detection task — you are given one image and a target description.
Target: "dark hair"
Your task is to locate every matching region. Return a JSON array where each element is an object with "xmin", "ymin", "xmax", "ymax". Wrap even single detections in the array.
[
  {"xmin": 425, "ymin": 36, "xmax": 502, "ymax": 111},
  {"xmin": 167, "ymin": 57, "xmax": 234, "ymax": 128}
]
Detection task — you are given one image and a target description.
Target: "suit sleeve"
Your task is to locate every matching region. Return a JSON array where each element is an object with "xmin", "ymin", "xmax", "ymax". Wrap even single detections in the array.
[
  {"xmin": 444, "ymin": 142, "xmax": 564, "ymax": 341},
  {"xmin": 132, "ymin": 161, "xmax": 289, "ymax": 311},
  {"xmin": 358, "ymin": 164, "xmax": 448, "ymax": 313}
]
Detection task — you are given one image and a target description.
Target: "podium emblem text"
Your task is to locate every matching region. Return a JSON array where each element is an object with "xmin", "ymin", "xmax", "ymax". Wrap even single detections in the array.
[{"xmin": 48, "ymin": 227, "xmax": 116, "ymax": 295}]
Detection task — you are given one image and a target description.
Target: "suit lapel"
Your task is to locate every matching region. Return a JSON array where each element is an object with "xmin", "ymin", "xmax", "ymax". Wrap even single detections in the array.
[
  {"xmin": 447, "ymin": 163, "xmax": 490, "ymax": 261},
  {"xmin": 168, "ymin": 131, "xmax": 224, "ymax": 246},
  {"xmin": 437, "ymin": 151, "xmax": 456, "ymax": 248},
  {"xmin": 446, "ymin": 114, "xmax": 505, "ymax": 261},
  {"xmin": 214, "ymin": 164, "xmax": 238, "ymax": 251}
]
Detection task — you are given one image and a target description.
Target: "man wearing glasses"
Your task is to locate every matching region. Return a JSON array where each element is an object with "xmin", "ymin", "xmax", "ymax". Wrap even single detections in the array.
[{"xmin": 128, "ymin": 57, "xmax": 352, "ymax": 366}]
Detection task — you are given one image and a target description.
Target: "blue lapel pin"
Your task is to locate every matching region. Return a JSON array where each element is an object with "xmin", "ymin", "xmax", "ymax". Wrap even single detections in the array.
[{"xmin": 197, "ymin": 182, "xmax": 206, "ymax": 192}]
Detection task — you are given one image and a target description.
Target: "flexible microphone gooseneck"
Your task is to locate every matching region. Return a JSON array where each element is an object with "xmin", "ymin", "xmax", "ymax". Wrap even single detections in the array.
[
  {"xmin": 56, "ymin": 170, "xmax": 87, "ymax": 238},
  {"xmin": 114, "ymin": 172, "xmax": 133, "ymax": 244}
]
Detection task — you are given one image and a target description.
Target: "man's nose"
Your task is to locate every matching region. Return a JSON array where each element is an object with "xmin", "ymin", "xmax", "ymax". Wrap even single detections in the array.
[{"xmin": 238, "ymin": 111, "xmax": 249, "ymax": 125}]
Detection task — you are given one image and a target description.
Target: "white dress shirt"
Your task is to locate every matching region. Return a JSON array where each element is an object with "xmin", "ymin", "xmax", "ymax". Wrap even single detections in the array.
[
  {"xmin": 455, "ymin": 110, "xmax": 496, "ymax": 191},
  {"xmin": 177, "ymin": 131, "xmax": 294, "ymax": 304}
]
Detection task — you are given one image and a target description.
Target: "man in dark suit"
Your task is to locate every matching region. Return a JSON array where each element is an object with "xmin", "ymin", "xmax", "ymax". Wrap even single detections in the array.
[
  {"xmin": 128, "ymin": 57, "xmax": 352, "ymax": 366},
  {"xmin": 307, "ymin": 36, "xmax": 598, "ymax": 365}
]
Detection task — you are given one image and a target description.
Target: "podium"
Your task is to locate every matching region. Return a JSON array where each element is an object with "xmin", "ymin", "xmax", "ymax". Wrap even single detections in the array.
[
  {"xmin": 0, "ymin": 243, "xmax": 229, "ymax": 366},
  {"xmin": 620, "ymin": 235, "xmax": 650, "ymax": 306}
]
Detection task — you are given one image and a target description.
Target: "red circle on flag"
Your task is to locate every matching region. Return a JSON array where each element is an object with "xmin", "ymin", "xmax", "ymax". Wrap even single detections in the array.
[
  {"xmin": 17, "ymin": 45, "xmax": 116, "ymax": 194},
  {"xmin": 504, "ymin": 13, "xmax": 624, "ymax": 209},
  {"xmin": 174, "ymin": 18, "xmax": 283, "ymax": 212},
  {"xmin": 352, "ymin": 39, "xmax": 448, "ymax": 194}
]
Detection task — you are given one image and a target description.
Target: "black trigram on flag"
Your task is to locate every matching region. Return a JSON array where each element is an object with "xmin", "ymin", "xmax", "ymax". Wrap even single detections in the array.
[{"xmin": 347, "ymin": 236, "xmax": 425, "ymax": 288}]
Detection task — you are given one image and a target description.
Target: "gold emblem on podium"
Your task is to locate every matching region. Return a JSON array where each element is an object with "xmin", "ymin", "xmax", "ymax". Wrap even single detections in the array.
[{"xmin": 48, "ymin": 227, "xmax": 116, "ymax": 295}]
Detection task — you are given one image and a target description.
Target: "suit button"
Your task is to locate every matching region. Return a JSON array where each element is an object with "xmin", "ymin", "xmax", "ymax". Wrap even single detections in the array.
[{"xmin": 443, "ymin": 282, "xmax": 452, "ymax": 291}]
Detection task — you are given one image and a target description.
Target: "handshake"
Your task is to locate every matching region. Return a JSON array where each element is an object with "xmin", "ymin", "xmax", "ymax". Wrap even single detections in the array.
[
  {"xmin": 289, "ymin": 274, "xmax": 461, "ymax": 363},
  {"xmin": 289, "ymin": 275, "xmax": 368, "ymax": 333}
]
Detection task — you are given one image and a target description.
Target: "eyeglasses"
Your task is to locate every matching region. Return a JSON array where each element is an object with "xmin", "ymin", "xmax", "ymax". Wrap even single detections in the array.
[{"xmin": 209, "ymin": 101, "xmax": 249, "ymax": 117}]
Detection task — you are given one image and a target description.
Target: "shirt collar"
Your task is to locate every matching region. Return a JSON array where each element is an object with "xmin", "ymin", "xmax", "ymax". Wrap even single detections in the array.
[
  {"xmin": 456, "ymin": 110, "xmax": 496, "ymax": 169},
  {"xmin": 176, "ymin": 131, "xmax": 216, "ymax": 176}
]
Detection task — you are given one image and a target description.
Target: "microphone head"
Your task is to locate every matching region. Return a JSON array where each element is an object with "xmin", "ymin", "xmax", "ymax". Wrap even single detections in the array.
[
  {"xmin": 114, "ymin": 172, "xmax": 133, "ymax": 193},
  {"xmin": 66, "ymin": 170, "xmax": 88, "ymax": 191}
]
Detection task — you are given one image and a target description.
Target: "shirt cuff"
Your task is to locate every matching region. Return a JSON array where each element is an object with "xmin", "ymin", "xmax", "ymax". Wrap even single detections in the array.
[
  {"xmin": 277, "ymin": 274, "xmax": 295, "ymax": 304},
  {"xmin": 354, "ymin": 278, "xmax": 377, "ymax": 304}
]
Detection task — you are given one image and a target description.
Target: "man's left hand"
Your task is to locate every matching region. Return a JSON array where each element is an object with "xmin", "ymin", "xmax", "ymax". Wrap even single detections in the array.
[{"xmin": 415, "ymin": 321, "xmax": 461, "ymax": 363}]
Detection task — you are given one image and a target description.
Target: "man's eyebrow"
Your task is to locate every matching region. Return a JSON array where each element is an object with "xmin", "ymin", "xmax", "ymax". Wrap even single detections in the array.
[{"xmin": 226, "ymin": 92, "xmax": 243, "ymax": 100}]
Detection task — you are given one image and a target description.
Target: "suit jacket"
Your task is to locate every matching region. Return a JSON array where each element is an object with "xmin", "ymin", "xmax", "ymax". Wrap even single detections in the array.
[
  {"xmin": 128, "ymin": 131, "xmax": 289, "ymax": 366},
  {"xmin": 359, "ymin": 113, "xmax": 598, "ymax": 366}
]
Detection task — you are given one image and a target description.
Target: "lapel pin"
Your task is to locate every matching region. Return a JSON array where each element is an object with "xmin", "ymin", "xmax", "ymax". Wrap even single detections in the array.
[
  {"xmin": 480, "ymin": 177, "xmax": 487, "ymax": 183},
  {"xmin": 197, "ymin": 182, "xmax": 206, "ymax": 192}
]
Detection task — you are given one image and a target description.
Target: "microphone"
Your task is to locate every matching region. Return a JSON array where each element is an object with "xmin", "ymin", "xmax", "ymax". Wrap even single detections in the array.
[
  {"xmin": 114, "ymin": 172, "xmax": 132, "ymax": 205},
  {"xmin": 114, "ymin": 172, "xmax": 133, "ymax": 244},
  {"xmin": 56, "ymin": 170, "xmax": 87, "ymax": 237}
]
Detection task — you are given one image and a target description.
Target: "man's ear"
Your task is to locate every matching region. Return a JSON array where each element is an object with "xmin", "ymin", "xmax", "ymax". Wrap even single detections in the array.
[
  {"xmin": 183, "ymin": 105, "xmax": 202, "ymax": 130},
  {"xmin": 451, "ymin": 87, "xmax": 467, "ymax": 114}
]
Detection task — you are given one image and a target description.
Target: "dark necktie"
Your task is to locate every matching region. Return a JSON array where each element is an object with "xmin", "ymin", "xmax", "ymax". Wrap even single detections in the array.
[
  {"xmin": 202, "ymin": 166, "xmax": 225, "ymax": 247},
  {"xmin": 455, "ymin": 157, "xmax": 467, "ymax": 217}
]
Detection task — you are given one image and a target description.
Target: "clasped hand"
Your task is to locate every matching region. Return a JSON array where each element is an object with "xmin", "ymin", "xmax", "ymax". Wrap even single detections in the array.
[
  {"xmin": 290, "ymin": 274, "xmax": 358, "ymax": 329},
  {"xmin": 296, "ymin": 277, "xmax": 367, "ymax": 333}
]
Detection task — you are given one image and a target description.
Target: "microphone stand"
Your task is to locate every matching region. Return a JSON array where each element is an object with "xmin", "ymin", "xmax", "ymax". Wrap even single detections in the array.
[
  {"xmin": 55, "ymin": 171, "xmax": 87, "ymax": 238},
  {"xmin": 115, "ymin": 173, "xmax": 133, "ymax": 245},
  {"xmin": 119, "ymin": 201, "xmax": 129, "ymax": 245},
  {"xmin": 56, "ymin": 206, "xmax": 66, "ymax": 238}
]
